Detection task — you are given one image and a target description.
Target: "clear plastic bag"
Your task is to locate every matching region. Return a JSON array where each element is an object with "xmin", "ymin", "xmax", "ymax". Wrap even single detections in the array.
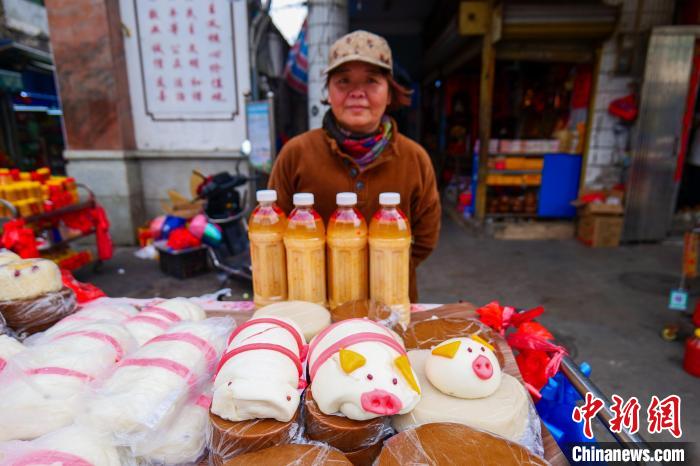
[
  {"xmin": 330, "ymin": 300, "xmax": 401, "ymax": 331},
  {"xmin": 209, "ymin": 404, "xmax": 303, "ymax": 463},
  {"xmin": 387, "ymin": 307, "xmax": 545, "ymax": 457},
  {"xmin": 0, "ymin": 334, "xmax": 24, "ymax": 373},
  {"xmin": 376, "ymin": 422, "xmax": 549, "ymax": 466},
  {"xmin": 216, "ymin": 443, "xmax": 353, "ymax": 465},
  {"xmin": 123, "ymin": 297, "xmax": 207, "ymax": 346},
  {"xmin": 31, "ymin": 300, "xmax": 138, "ymax": 341},
  {"xmin": 0, "ymin": 424, "xmax": 125, "ymax": 466},
  {"xmin": 390, "ymin": 349, "xmax": 544, "ymax": 457},
  {"xmin": 300, "ymin": 389, "xmax": 392, "ymax": 465},
  {"xmin": 81, "ymin": 318, "xmax": 233, "ymax": 447},
  {"xmin": 0, "ymin": 287, "xmax": 77, "ymax": 336},
  {"xmin": 0, "ymin": 320, "xmax": 137, "ymax": 441},
  {"xmin": 132, "ymin": 392, "xmax": 213, "ymax": 465}
]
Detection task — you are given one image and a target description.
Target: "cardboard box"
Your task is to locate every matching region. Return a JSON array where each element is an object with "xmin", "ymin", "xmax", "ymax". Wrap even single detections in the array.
[
  {"xmin": 577, "ymin": 215, "xmax": 624, "ymax": 247},
  {"xmin": 161, "ymin": 190, "xmax": 204, "ymax": 219}
]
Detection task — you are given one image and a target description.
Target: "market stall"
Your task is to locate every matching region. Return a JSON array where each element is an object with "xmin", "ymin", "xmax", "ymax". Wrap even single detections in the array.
[
  {"xmin": 0, "ymin": 168, "xmax": 112, "ymax": 271},
  {"xmin": 0, "ymin": 176, "xmax": 656, "ymax": 466}
]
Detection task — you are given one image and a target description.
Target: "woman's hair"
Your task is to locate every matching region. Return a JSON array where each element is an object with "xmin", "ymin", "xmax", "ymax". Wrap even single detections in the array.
[{"xmin": 322, "ymin": 68, "xmax": 413, "ymax": 112}]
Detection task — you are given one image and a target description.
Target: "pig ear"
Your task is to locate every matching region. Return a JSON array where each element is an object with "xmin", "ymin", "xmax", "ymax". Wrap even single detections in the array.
[
  {"xmin": 431, "ymin": 340, "xmax": 461, "ymax": 359},
  {"xmin": 470, "ymin": 334, "xmax": 495, "ymax": 352},
  {"xmin": 394, "ymin": 354, "xmax": 421, "ymax": 394},
  {"xmin": 339, "ymin": 348, "xmax": 366, "ymax": 374}
]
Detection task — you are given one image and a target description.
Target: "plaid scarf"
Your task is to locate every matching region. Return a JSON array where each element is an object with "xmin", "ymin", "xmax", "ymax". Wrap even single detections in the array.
[{"xmin": 323, "ymin": 111, "xmax": 393, "ymax": 169}]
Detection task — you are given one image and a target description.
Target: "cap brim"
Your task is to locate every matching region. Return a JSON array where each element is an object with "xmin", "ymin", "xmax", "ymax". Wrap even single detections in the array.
[{"xmin": 324, "ymin": 55, "xmax": 393, "ymax": 75}]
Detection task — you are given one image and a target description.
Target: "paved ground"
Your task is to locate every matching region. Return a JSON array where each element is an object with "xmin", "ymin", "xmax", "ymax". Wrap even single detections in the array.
[{"xmin": 77, "ymin": 213, "xmax": 699, "ymax": 454}]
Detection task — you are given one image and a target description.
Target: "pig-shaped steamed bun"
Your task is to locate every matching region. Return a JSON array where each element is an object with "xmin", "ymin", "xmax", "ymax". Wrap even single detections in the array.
[
  {"xmin": 425, "ymin": 336, "xmax": 502, "ymax": 399},
  {"xmin": 211, "ymin": 316, "xmax": 306, "ymax": 423},
  {"xmin": 308, "ymin": 318, "xmax": 421, "ymax": 421}
]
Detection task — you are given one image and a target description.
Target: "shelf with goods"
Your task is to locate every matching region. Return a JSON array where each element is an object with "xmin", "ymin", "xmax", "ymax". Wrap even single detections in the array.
[
  {"xmin": 471, "ymin": 140, "xmax": 582, "ymax": 219},
  {"xmin": 0, "ymin": 168, "xmax": 101, "ymax": 269}
]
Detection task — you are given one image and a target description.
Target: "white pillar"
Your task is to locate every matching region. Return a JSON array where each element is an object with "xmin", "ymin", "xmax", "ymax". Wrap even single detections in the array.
[{"xmin": 306, "ymin": 0, "xmax": 348, "ymax": 129}]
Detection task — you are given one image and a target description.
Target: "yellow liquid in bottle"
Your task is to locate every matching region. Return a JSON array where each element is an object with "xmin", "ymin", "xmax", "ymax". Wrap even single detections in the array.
[
  {"xmin": 248, "ymin": 202, "xmax": 288, "ymax": 308},
  {"xmin": 369, "ymin": 205, "xmax": 411, "ymax": 325},
  {"xmin": 284, "ymin": 206, "xmax": 327, "ymax": 306},
  {"xmin": 327, "ymin": 206, "xmax": 368, "ymax": 310}
]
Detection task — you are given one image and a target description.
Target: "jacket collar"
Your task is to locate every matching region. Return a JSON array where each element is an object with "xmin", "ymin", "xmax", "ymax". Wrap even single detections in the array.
[{"xmin": 322, "ymin": 116, "xmax": 400, "ymax": 172}]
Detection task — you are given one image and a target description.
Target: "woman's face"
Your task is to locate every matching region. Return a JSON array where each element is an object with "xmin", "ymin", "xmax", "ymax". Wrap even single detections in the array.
[{"xmin": 328, "ymin": 61, "xmax": 391, "ymax": 134}]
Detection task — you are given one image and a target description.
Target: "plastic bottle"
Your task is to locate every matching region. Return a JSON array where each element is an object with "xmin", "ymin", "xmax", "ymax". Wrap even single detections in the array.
[
  {"xmin": 248, "ymin": 190, "xmax": 288, "ymax": 308},
  {"xmin": 284, "ymin": 193, "xmax": 326, "ymax": 306},
  {"xmin": 369, "ymin": 192, "xmax": 411, "ymax": 325},
  {"xmin": 327, "ymin": 192, "xmax": 368, "ymax": 310}
]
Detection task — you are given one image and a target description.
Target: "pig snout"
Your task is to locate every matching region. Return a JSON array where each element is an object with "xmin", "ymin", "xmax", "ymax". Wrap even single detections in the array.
[
  {"xmin": 360, "ymin": 389, "xmax": 402, "ymax": 415},
  {"xmin": 472, "ymin": 355, "xmax": 493, "ymax": 380}
]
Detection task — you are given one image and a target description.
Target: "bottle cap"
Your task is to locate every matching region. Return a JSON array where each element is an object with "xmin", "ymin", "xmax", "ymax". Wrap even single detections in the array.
[
  {"xmin": 293, "ymin": 193, "xmax": 314, "ymax": 206},
  {"xmin": 379, "ymin": 192, "xmax": 400, "ymax": 205},
  {"xmin": 256, "ymin": 190, "xmax": 277, "ymax": 202},
  {"xmin": 336, "ymin": 192, "xmax": 357, "ymax": 206}
]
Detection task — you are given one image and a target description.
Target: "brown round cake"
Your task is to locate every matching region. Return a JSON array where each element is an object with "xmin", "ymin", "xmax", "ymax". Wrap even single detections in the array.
[
  {"xmin": 343, "ymin": 439, "xmax": 385, "ymax": 466},
  {"xmin": 210, "ymin": 409, "xmax": 300, "ymax": 461},
  {"xmin": 223, "ymin": 444, "xmax": 352, "ymax": 465},
  {"xmin": 0, "ymin": 287, "xmax": 77, "ymax": 335},
  {"xmin": 397, "ymin": 317, "xmax": 505, "ymax": 367},
  {"xmin": 330, "ymin": 300, "xmax": 400, "ymax": 330},
  {"xmin": 377, "ymin": 423, "xmax": 549, "ymax": 466},
  {"xmin": 304, "ymin": 390, "xmax": 390, "ymax": 452}
]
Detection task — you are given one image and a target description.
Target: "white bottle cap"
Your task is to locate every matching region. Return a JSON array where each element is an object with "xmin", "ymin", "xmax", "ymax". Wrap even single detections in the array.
[
  {"xmin": 293, "ymin": 193, "xmax": 314, "ymax": 206},
  {"xmin": 379, "ymin": 192, "xmax": 400, "ymax": 205},
  {"xmin": 336, "ymin": 192, "xmax": 357, "ymax": 206},
  {"xmin": 256, "ymin": 190, "xmax": 277, "ymax": 202}
]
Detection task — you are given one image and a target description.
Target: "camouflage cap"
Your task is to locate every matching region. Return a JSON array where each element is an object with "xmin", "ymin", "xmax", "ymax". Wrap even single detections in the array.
[{"xmin": 325, "ymin": 30, "xmax": 393, "ymax": 75}]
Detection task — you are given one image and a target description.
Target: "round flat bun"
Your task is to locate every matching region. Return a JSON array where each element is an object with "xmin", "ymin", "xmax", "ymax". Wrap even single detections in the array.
[
  {"xmin": 252, "ymin": 301, "xmax": 330, "ymax": 341},
  {"xmin": 392, "ymin": 350, "xmax": 529, "ymax": 443},
  {"xmin": 377, "ymin": 423, "xmax": 548, "ymax": 466},
  {"xmin": 223, "ymin": 444, "xmax": 352, "ymax": 466},
  {"xmin": 0, "ymin": 259, "xmax": 62, "ymax": 301}
]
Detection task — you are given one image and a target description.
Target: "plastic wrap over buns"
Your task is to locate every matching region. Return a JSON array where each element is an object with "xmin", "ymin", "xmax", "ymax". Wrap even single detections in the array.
[
  {"xmin": 209, "ymin": 408, "xmax": 302, "ymax": 463},
  {"xmin": 0, "ymin": 320, "xmax": 137, "ymax": 441},
  {"xmin": 377, "ymin": 422, "xmax": 549, "ymax": 466},
  {"xmin": 397, "ymin": 316, "xmax": 506, "ymax": 367},
  {"xmin": 221, "ymin": 444, "xmax": 352, "ymax": 466},
  {"xmin": 82, "ymin": 318, "xmax": 232, "ymax": 444},
  {"xmin": 0, "ymin": 425, "xmax": 123, "ymax": 466},
  {"xmin": 124, "ymin": 297, "xmax": 206, "ymax": 346},
  {"xmin": 330, "ymin": 300, "xmax": 401, "ymax": 331},
  {"xmin": 0, "ymin": 287, "xmax": 77, "ymax": 336}
]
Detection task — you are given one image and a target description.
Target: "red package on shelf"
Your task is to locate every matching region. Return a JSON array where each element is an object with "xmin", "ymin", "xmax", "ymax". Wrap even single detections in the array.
[{"xmin": 1, "ymin": 219, "xmax": 39, "ymax": 258}]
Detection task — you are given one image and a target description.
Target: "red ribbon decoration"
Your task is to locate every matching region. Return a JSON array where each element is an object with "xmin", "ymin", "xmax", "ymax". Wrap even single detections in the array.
[{"xmin": 476, "ymin": 301, "xmax": 567, "ymax": 399}]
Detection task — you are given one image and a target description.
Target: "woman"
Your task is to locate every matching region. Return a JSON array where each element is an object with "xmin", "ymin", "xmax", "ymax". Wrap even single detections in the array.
[{"xmin": 268, "ymin": 30, "xmax": 441, "ymax": 302}]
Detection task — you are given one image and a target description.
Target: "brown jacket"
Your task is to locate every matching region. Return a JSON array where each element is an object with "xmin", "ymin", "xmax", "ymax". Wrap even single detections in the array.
[{"xmin": 268, "ymin": 122, "xmax": 441, "ymax": 302}]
